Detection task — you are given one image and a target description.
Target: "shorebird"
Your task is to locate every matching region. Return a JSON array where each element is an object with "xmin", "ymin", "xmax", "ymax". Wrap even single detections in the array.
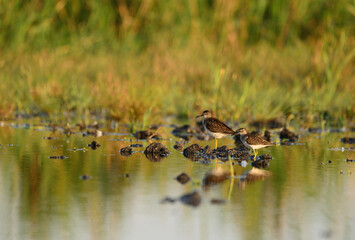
[
  {"xmin": 235, "ymin": 128, "xmax": 275, "ymax": 160},
  {"xmin": 196, "ymin": 110, "xmax": 235, "ymax": 149}
]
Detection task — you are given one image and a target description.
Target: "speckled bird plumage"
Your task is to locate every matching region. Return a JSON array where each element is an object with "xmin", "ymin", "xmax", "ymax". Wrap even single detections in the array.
[
  {"xmin": 236, "ymin": 128, "xmax": 274, "ymax": 149},
  {"xmin": 196, "ymin": 110, "xmax": 235, "ymax": 139}
]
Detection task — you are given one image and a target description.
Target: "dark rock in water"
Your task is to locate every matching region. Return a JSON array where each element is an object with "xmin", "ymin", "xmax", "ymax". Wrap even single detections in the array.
[
  {"xmin": 172, "ymin": 125, "xmax": 194, "ymax": 140},
  {"xmin": 130, "ymin": 143, "xmax": 143, "ymax": 148},
  {"xmin": 183, "ymin": 144, "xmax": 202, "ymax": 160},
  {"xmin": 173, "ymin": 142, "xmax": 184, "ymax": 151},
  {"xmin": 259, "ymin": 154, "xmax": 273, "ymax": 160},
  {"xmin": 216, "ymin": 147, "xmax": 229, "ymax": 160},
  {"xmin": 341, "ymin": 137, "xmax": 355, "ymax": 144},
  {"xmin": 120, "ymin": 146, "xmax": 133, "ymax": 156},
  {"xmin": 144, "ymin": 143, "xmax": 170, "ymax": 162},
  {"xmin": 210, "ymin": 199, "xmax": 226, "ymax": 205},
  {"xmin": 280, "ymin": 128, "xmax": 298, "ymax": 142},
  {"xmin": 144, "ymin": 142, "xmax": 169, "ymax": 154},
  {"xmin": 176, "ymin": 172, "xmax": 191, "ymax": 184},
  {"xmin": 43, "ymin": 136, "xmax": 56, "ymax": 140},
  {"xmin": 49, "ymin": 155, "xmax": 67, "ymax": 159},
  {"xmin": 346, "ymin": 158, "xmax": 355, "ymax": 162},
  {"xmin": 80, "ymin": 174, "xmax": 92, "ymax": 180},
  {"xmin": 202, "ymin": 145, "xmax": 213, "ymax": 157},
  {"xmin": 173, "ymin": 139, "xmax": 185, "ymax": 151},
  {"xmin": 202, "ymin": 168, "xmax": 229, "ymax": 189},
  {"xmin": 328, "ymin": 160, "xmax": 332, "ymax": 163},
  {"xmin": 252, "ymin": 158, "xmax": 271, "ymax": 168},
  {"xmin": 227, "ymin": 147, "xmax": 238, "ymax": 156},
  {"xmin": 88, "ymin": 140, "xmax": 101, "ymax": 150},
  {"xmin": 250, "ymin": 118, "xmax": 282, "ymax": 129},
  {"xmin": 230, "ymin": 150, "xmax": 250, "ymax": 161},
  {"xmin": 264, "ymin": 130, "xmax": 272, "ymax": 142},
  {"xmin": 180, "ymin": 191, "xmax": 202, "ymax": 207},
  {"xmin": 134, "ymin": 129, "xmax": 160, "ymax": 140},
  {"xmin": 125, "ymin": 173, "xmax": 130, "ymax": 178}
]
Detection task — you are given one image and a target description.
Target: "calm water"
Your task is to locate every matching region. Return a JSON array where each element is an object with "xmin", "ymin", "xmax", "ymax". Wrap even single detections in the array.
[{"xmin": 0, "ymin": 120, "xmax": 354, "ymax": 240}]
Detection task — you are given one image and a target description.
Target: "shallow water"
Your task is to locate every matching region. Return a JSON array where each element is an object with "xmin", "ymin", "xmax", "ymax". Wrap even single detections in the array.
[{"xmin": 0, "ymin": 120, "xmax": 354, "ymax": 240}]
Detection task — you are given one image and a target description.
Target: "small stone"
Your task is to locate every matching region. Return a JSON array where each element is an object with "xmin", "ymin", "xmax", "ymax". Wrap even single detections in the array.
[
  {"xmin": 88, "ymin": 140, "xmax": 101, "ymax": 150},
  {"xmin": 120, "ymin": 146, "xmax": 133, "ymax": 156},
  {"xmin": 80, "ymin": 174, "xmax": 92, "ymax": 180},
  {"xmin": 176, "ymin": 173, "xmax": 191, "ymax": 184},
  {"xmin": 130, "ymin": 143, "xmax": 143, "ymax": 148}
]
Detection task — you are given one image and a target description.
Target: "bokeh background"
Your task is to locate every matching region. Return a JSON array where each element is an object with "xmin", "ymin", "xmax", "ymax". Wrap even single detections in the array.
[{"xmin": 1, "ymin": 0, "xmax": 354, "ymax": 125}]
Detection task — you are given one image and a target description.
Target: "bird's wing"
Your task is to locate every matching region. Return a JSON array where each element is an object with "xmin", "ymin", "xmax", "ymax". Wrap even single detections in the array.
[
  {"xmin": 205, "ymin": 118, "xmax": 235, "ymax": 134},
  {"xmin": 245, "ymin": 134, "xmax": 274, "ymax": 146}
]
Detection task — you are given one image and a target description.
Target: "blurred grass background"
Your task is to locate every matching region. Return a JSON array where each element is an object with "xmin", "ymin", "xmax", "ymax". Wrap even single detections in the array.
[{"xmin": 0, "ymin": 0, "xmax": 354, "ymax": 125}]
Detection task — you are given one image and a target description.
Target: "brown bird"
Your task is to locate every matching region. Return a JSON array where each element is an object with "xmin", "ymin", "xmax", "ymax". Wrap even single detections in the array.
[
  {"xmin": 235, "ymin": 128, "xmax": 275, "ymax": 160},
  {"xmin": 196, "ymin": 110, "xmax": 236, "ymax": 149}
]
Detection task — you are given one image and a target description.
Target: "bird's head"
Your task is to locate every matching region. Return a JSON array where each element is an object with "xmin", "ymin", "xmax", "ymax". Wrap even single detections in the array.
[
  {"xmin": 235, "ymin": 128, "xmax": 248, "ymax": 135},
  {"xmin": 196, "ymin": 110, "xmax": 212, "ymax": 119}
]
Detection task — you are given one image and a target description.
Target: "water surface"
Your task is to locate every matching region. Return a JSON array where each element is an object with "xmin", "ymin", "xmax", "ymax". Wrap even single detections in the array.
[{"xmin": 0, "ymin": 121, "xmax": 354, "ymax": 240}]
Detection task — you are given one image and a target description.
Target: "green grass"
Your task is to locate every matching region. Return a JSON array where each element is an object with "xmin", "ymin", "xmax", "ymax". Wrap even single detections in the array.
[{"xmin": 0, "ymin": 0, "xmax": 354, "ymax": 126}]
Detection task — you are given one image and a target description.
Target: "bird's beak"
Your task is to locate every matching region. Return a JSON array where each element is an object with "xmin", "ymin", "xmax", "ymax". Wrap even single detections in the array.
[{"xmin": 195, "ymin": 114, "xmax": 203, "ymax": 119}]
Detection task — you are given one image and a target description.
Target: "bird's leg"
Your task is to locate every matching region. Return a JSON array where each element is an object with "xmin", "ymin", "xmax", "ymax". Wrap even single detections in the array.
[
  {"xmin": 253, "ymin": 149, "xmax": 257, "ymax": 161},
  {"xmin": 214, "ymin": 138, "xmax": 218, "ymax": 150}
]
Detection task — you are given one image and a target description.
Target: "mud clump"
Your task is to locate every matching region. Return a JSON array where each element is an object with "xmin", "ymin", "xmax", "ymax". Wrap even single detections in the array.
[
  {"xmin": 280, "ymin": 128, "xmax": 298, "ymax": 142},
  {"xmin": 252, "ymin": 157, "xmax": 271, "ymax": 168},
  {"xmin": 173, "ymin": 140, "xmax": 185, "ymax": 151},
  {"xmin": 88, "ymin": 140, "xmax": 101, "ymax": 150},
  {"xmin": 80, "ymin": 174, "xmax": 92, "ymax": 180},
  {"xmin": 134, "ymin": 128, "xmax": 161, "ymax": 140},
  {"xmin": 215, "ymin": 145, "xmax": 230, "ymax": 160},
  {"xmin": 341, "ymin": 137, "xmax": 355, "ymax": 144},
  {"xmin": 144, "ymin": 143, "xmax": 170, "ymax": 162},
  {"xmin": 183, "ymin": 144, "xmax": 202, "ymax": 160},
  {"xmin": 49, "ymin": 155, "xmax": 67, "ymax": 159},
  {"xmin": 201, "ymin": 145, "xmax": 213, "ymax": 158},
  {"xmin": 130, "ymin": 144, "xmax": 143, "ymax": 148},
  {"xmin": 176, "ymin": 172, "xmax": 191, "ymax": 184},
  {"xmin": 172, "ymin": 125, "xmax": 194, "ymax": 140},
  {"xmin": 180, "ymin": 191, "xmax": 202, "ymax": 207},
  {"xmin": 120, "ymin": 146, "xmax": 133, "ymax": 156}
]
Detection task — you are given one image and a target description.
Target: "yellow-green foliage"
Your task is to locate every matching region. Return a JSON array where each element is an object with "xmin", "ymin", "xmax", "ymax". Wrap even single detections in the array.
[{"xmin": 0, "ymin": 0, "xmax": 354, "ymax": 124}]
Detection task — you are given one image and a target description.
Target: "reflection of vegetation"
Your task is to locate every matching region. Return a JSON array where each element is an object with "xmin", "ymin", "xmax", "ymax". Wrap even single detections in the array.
[
  {"xmin": 0, "ymin": 125, "xmax": 353, "ymax": 238},
  {"xmin": 0, "ymin": 0, "xmax": 354, "ymax": 124}
]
